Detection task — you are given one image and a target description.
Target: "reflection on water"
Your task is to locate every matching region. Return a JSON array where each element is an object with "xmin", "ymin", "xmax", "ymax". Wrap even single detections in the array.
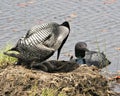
[{"xmin": 0, "ymin": 0, "xmax": 120, "ymax": 73}]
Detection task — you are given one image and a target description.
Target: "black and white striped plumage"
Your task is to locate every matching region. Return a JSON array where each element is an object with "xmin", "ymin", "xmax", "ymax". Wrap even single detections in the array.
[{"xmin": 4, "ymin": 21, "xmax": 70, "ymax": 64}]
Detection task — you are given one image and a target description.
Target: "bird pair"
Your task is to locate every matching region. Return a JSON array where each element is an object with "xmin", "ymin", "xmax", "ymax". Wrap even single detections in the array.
[{"xmin": 70, "ymin": 42, "xmax": 111, "ymax": 68}]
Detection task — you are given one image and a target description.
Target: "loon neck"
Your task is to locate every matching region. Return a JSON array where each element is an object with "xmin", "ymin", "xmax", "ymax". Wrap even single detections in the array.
[{"xmin": 77, "ymin": 56, "xmax": 84, "ymax": 59}]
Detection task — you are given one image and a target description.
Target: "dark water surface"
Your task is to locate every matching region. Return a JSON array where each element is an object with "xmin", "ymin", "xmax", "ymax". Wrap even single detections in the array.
[{"xmin": 0, "ymin": 0, "xmax": 120, "ymax": 73}]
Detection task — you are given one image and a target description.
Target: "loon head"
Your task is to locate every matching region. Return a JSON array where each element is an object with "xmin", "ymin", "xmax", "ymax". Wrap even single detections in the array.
[
  {"xmin": 75, "ymin": 42, "xmax": 89, "ymax": 58},
  {"xmin": 61, "ymin": 21, "xmax": 70, "ymax": 30}
]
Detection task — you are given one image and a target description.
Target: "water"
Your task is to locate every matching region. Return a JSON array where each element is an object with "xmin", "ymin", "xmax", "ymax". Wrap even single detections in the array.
[{"xmin": 0, "ymin": 0, "xmax": 120, "ymax": 73}]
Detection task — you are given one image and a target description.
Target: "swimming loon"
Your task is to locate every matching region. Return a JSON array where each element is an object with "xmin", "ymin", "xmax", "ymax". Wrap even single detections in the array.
[
  {"xmin": 4, "ymin": 21, "xmax": 70, "ymax": 65},
  {"xmin": 71, "ymin": 42, "xmax": 111, "ymax": 68}
]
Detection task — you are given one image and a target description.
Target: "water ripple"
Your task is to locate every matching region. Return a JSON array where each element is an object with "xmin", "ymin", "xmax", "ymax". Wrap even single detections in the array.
[{"xmin": 0, "ymin": 0, "xmax": 120, "ymax": 72}]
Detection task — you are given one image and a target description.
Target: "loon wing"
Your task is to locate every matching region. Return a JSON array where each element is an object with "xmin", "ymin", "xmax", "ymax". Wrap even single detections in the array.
[
  {"xmin": 25, "ymin": 22, "xmax": 59, "ymax": 38},
  {"xmin": 23, "ymin": 22, "xmax": 59, "ymax": 47}
]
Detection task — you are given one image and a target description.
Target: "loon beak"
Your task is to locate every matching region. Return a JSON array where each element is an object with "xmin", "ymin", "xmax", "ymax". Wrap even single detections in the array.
[{"xmin": 84, "ymin": 48, "xmax": 89, "ymax": 52}]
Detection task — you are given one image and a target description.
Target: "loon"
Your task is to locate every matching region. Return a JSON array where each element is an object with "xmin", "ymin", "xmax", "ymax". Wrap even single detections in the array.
[
  {"xmin": 4, "ymin": 21, "xmax": 70, "ymax": 65},
  {"xmin": 71, "ymin": 42, "xmax": 111, "ymax": 68}
]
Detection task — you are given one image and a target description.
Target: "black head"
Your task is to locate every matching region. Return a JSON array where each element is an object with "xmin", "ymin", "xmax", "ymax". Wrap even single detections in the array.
[
  {"xmin": 75, "ymin": 42, "xmax": 89, "ymax": 58},
  {"xmin": 61, "ymin": 21, "xmax": 70, "ymax": 30}
]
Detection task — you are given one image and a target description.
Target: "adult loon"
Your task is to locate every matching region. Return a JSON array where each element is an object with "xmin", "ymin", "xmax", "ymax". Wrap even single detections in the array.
[
  {"xmin": 4, "ymin": 21, "xmax": 70, "ymax": 64},
  {"xmin": 71, "ymin": 42, "xmax": 111, "ymax": 68}
]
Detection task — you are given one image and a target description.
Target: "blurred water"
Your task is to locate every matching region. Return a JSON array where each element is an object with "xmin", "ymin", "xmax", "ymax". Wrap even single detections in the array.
[{"xmin": 0, "ymin": 0, "xmax": 120, "ymax": 73}]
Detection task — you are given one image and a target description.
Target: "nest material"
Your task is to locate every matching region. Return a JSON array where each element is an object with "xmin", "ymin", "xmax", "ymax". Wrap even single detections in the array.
[{"xmin": 0, "ymin": 62, "xmax": 112, "ymax": 96}]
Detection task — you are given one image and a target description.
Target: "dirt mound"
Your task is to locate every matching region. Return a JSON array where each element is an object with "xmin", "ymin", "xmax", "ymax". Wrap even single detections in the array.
[{"xmin": 0, "ymin": 62, "xmax": 113, "ymax": 96}]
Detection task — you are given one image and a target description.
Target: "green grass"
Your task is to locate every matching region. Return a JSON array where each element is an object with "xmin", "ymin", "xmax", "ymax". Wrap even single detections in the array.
[
  {"xmin": 29, "ymin": 81, "xmax": 66, "ymax": 96},
  {"xmin": 0, "ymin": 45, "xmax": 17, "ymax": 67},
  {"xmin": 41, "ymin": 88, "xmax": 66, "ymax": 96},
  {"xmin": 29, "ymin": 82, "xmax": 66, "ymax": 96}
]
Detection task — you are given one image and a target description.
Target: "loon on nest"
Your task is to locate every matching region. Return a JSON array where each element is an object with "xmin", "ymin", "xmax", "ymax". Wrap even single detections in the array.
[
  {"xmin": 70, "ymin": 42, "xmax": 111, "ymax": 68},
  {"xmin": 4, "ymin": 21, "xmax": 70, "ymax": 64}
]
